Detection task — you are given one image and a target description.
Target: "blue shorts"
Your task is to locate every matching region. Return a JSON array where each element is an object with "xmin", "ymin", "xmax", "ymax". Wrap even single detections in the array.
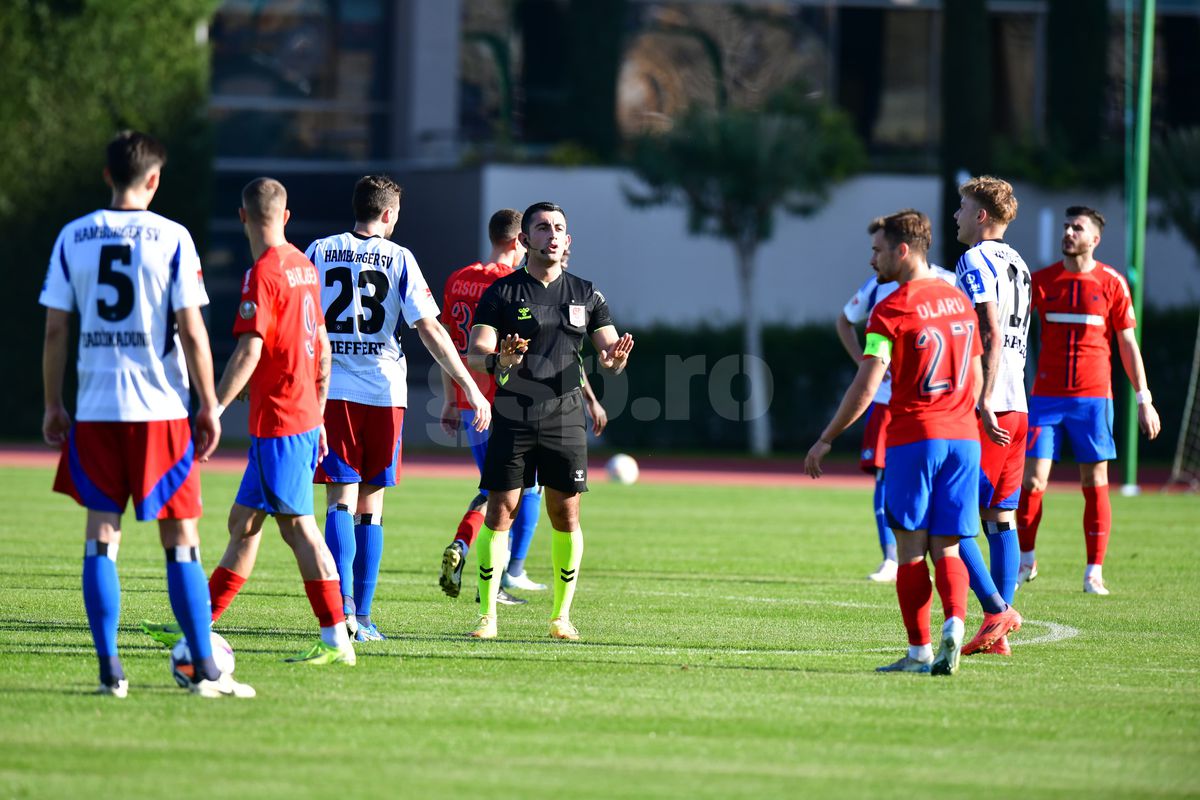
[
  {"xmin": 1026, "ymin": 396, "xmax": 1116, "ymax": 463},
  {"xmin": 884, "ymin": 439, "xmax": 981, "ymax": 538},
  {"xmin": 235, "ymin": 427, "xmax": 321, "ymax": 516}
]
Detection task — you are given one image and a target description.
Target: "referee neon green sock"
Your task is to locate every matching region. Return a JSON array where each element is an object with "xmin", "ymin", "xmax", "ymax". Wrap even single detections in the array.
[
  {"xmin": 551, "ymin": 528, "xmax": 584, "ymax": 620},
  {"xmin": 477, "ymin": 526, "xmax": 509, "ymax": 617}
]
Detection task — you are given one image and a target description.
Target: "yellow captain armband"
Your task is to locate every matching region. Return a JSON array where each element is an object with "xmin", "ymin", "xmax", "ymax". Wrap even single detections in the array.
[{"xmin": 863, "ymin": 332, "xmax": 893, "ymax": 361}]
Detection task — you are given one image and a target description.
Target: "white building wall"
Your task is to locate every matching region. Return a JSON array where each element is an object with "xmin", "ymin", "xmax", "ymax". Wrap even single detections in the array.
[{"xmin": 481, "ymin": 164, "xmax": 1200, "ymax": 326}]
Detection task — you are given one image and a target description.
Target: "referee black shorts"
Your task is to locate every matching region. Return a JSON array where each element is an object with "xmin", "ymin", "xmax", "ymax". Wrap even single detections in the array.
[{"xmin": 480, "ymin": 390, "xmax": 588, "ymax": 494}]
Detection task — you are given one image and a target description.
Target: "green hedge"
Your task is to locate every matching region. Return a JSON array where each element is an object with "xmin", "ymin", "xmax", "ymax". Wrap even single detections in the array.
[{"xmin": 591, "ymin": 308, "xmax": 1197, "ymax": 461}]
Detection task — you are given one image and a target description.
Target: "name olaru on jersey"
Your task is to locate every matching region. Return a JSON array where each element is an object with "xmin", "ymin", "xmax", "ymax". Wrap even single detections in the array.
[
  {"xmin": 843, "ymin": 265, "xmax": 957, "ymax": 406},
  {"xmin": 39, "ymin": 209, "xmax": 209, "ymax": 422},
  {"xmin": 305, "ymin": 232, "xmax": 440, "ymax": 407},
  {"xmin": 955, "ymin": 240, "xmax": 1032, "ymax": 413}
]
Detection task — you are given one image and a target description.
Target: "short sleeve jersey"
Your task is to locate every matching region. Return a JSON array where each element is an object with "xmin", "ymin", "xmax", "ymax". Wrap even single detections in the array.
[
  {"xmin": 843, "ymin": 265, "xmax": 957, "ymax": 406},
  {"xmin": 1030, "ymin": 261, "xmax": 1135, "ymax": 399},
  {"xmin": 955, "ymin": 240, "xmax": 1032, "ymax": 413},
  {"xmin": 865, "ymin": 277, "xmax": 983, "ymax": 447},
  {"xmin": 440, "ymin": 261, "xmax": 514, "ymax": 410},
  {"xmin": 473, "ymin": 268, "xmax": 613, "ymax": 405},
  {"xmin": 39, "ymin": 208, "xmax": 209, "ymax": 422},
  {"xmin": 304, "ymin": 232, "xmax": 439, "ymax": 407},
  {"xmin": 232, "ymin": 244, "xmax": 323, "ymax": 437}
]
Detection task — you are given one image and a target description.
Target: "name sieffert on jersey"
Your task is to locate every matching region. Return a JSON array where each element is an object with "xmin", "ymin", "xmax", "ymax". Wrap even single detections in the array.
[
  {"xmin": 322, "ymin": 249, "xmax": 394, "ymax": 269},
  {"xmin": 330, "ymin": 340, "xmax": 386, "ymax": 356},
  {"xmin": 81, "ymin": 330, "xmax": 149, "ymax": 348},
  {"xmin": 915, "ymin": 295, "xmax": 966, "ymax": 320},
  {"xmin": 73, "ymin": 225, "xmax": 160, "ymax": 243},
  {"xmin": 286, "ymin": 266, "xmax": 318, "ymax": 287}
]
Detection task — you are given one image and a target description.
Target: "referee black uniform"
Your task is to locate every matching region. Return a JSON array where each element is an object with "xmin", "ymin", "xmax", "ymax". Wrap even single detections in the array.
[{"xmin": 474, "ymin": 267, "xmax": 613, "ymax": 493}]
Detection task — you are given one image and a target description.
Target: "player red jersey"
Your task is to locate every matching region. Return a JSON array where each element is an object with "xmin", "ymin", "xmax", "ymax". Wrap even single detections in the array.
[
  {"xmin": 440, "ymin": 261, "xmax": 514, "ymax": 410},
  {"xmin": 866, "ymin": 278, "xmax": 982, "ymax": 448},
  {"xmin": 233, "ymin": 244, "xmax": 323, "ymax": 437},
  {"xmin": 1030, "ymin": 261, "xmax": 1135, "ymax": 398}
]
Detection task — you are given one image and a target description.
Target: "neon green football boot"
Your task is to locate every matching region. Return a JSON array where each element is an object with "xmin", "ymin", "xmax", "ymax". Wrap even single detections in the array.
[
  {"xmin": 284, "ymin": 639, "xmax": 356, "ymax": 666},
  {"xmin": 140, "ymin": 620, "xmax": 184, "ymax": 648}
]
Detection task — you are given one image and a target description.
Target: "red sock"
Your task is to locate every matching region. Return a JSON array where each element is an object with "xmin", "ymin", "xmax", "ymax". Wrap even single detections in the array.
[
  {"xmin": 304, "ymin": 579, "xmax": 345, "ymax": 628},
  {"xmin": 1082, "ymin": 484, "xmax": 1111, "ymax": 566},
  {"xmin": 456, "ymin": 510, "xmax": 484, "ymax": 549},
  {"xmin": 895, "ymin": 560, "xmax": 932, "ymax": 646},
  {"xmin": 1017, "ymin": 488, "xmax": 1044, "ymax": 552},
  {"xmin": 934, "ymin": 555, "xmax": 969, "ymax": 622},
  {"xmin": 209, "ymin": 566, "xmax": 246, "ymax": 623}
]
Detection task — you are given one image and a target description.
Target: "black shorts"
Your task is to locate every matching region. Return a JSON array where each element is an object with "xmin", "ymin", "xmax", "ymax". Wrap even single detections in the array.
[{"xmin": 480, "ymin": 390, "xmax": 588, "ymax": 493}]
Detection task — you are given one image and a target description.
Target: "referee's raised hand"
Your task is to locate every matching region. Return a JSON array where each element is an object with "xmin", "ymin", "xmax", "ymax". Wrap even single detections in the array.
[
  {"xmin": 498, "ymin": 334, "xmax": 529, "ymax": 368},
  {"xmin": 599, "ymin": 333, "xmax": 634, "ymax": 375}
]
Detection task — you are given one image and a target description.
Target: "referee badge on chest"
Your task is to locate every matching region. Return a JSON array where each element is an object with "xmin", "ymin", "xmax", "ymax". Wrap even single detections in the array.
[{"xmin": 569, "ymin": 304, "xmax": 586, "ymax": 327}]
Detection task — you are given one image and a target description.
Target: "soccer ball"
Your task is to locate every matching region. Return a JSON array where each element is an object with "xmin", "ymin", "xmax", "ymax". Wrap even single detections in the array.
[
  {"xmin": 605, "ymin": 453, "xmax": 639, "ymax": 485},
  {"xmin": 170, "ymin": 632, "xmax": 236, "ymax": 687}
]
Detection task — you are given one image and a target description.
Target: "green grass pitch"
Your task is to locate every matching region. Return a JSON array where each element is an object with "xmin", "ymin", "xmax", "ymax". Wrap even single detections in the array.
[{"xmin": 0, "ymin": 464, "xmax": 1197, "ymax": 799}]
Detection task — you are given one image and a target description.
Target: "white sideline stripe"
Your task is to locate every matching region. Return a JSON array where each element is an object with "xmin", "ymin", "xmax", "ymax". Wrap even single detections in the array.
[
  {"xmin": 1045, "ymin": 312, "xmax": 1104, "ymax": 326},
  {"xmin": 21, "ymin": 620, "xmax": 1079, "ymax": 661}
]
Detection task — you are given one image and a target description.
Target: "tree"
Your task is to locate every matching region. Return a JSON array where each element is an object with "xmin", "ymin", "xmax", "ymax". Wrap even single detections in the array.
[
  {"xmin": 0, "ymin": 0, "xmax": 217, "ymax": 438},
  {"xmin": 626, "ymin": 100, "xmax": 864, "ymax": 454},
  {"xmin": 1150, "ymin": 127, "xmax": 1200, "ymax": 257}
]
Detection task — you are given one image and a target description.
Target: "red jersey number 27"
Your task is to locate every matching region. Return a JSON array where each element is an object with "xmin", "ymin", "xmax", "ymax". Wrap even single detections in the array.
[{"xmin": 914, "ymin": 321, "xmax": 975, "ymax": 397}]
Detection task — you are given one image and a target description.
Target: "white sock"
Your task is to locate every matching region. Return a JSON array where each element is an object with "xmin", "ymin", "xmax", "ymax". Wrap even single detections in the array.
[
  {"xmin": 943, "ymin": 616, "xmax": 965, "ymax": 642},
  {"xmin": 1020, "ymin": 549, "xmax": 1036, "ymax": 566},
  {"xmin": 321, "ymin": 624, "xmax": 350, "ymax": 648},
  {"xmin": 909, "ymin": 644, "xmax": 933, "ymax": 661},
  {"xmin": 1084, "ymin": 564, "xmax": 1102, "ymax": 580}
]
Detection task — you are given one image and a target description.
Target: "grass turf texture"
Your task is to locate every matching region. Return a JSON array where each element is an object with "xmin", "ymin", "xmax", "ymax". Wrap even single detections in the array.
[{"xmin": 0, "ymin": 465, "xmax": 1197, "ymax": 799}]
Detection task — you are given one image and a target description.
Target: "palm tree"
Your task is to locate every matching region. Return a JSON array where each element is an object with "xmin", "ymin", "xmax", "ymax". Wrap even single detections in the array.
[{"xmin": 626, "ymin": 99, "xmax": 863, "ymax": 454}]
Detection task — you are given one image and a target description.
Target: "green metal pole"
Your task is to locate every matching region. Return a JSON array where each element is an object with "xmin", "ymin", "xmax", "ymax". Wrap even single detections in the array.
[{"xmin": 1122, "ymin": 0, "xmax": 1155, "ymax": 493}]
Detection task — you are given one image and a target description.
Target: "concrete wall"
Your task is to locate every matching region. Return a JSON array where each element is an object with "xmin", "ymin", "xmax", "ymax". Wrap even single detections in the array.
[{"xmin": 480, "ymin": 164, "xmax": 1200, "ymax": 327}]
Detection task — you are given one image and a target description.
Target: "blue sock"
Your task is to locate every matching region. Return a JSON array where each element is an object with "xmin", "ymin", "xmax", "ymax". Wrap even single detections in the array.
[
  {"xmin": 507, "ymin": 487, "xmax": 542, "ymax": 577},
  {"xmin": 82, "ymin": 541, "xmax": 124, "ymax": 686},
  {"xmin": 985, "ymin": 520, "xmax": 1020, "ymax": 605},
  {"xmin": 353, "ymin": 516, "xmax": 384, "ymax": 619},
  {"xmin": 959, "ymin": 535, "xmax": 1006, "ymax": 614},
  {"xmin": 874, "ymin": 473, "xmax": 897, "ymax": 562},
  {"xmin": 324, "ymin": 504, "xmax": 356, "ymax": 601},
  {"xmin": 165, "ymin": 547, "xmax": 220, "ymax": 682}
]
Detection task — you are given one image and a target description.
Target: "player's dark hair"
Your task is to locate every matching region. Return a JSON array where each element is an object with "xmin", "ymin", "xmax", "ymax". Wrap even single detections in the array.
[
  {"xmin": 106, "ymin": 130, "xmax": 167, "ymax": 190},
  {"xmin": 959, "ymin": 175, "xmax": 1018, "ymax": 225},
  {"xmin": 241, "ymin": 177, "xmax": 288, "ymax": 222},
  {"xmin": 353, "ymin": 174, "xmax": 402, "ymax": 222},
  {"xmin": 1066, "ymin": 205, "xmax": 1106, "ymax": 232},
  {"xmin": 520, "ymin": 202, "xmax": 566, "ymax": 235},
  {"xmin": 488, "ymin": 208, "xmax": 523, "ymax": 245},
  {"xmin": 868, "ymin": 209, "xmax": 932, "ymax": 255}
]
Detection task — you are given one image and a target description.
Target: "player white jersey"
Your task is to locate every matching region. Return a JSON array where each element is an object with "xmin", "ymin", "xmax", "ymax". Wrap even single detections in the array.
[
  {"xmin": 955, "ymin": 240, "xmax": 1031, "ymax": 413},
  {"xmin": 39, "ymin": 209, "xmax": 208, "ymax": 422},
  {"xmin": 842, "ymin": 264, "xmax": 957, "ymax": 405},
  {"xmin": 306, "ymin": 232, "xmax": 440, "ymax": 407}
]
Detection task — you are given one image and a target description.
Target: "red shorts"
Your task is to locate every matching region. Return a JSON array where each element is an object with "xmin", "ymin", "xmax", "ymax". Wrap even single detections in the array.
[
  {"xmin": 978, "ymin": 411, "xmax": 1028, "ymax": 510},
  {"xmin": 859, "ymin": 402, "xmax": 890, "ymax": 473},
  {"xmin": 315, "ymin": 400, "xmax": 405, "ymax": 486},
  {"xmin": 53, "ymin": 419, "xmax": 201, "ymax": 520}
]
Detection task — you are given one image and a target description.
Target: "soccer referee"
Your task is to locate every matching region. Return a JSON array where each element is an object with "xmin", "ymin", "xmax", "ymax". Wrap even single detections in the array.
[{"xmin": 465, "ymin": 201, "xmax": 634, "ymax": 641}]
